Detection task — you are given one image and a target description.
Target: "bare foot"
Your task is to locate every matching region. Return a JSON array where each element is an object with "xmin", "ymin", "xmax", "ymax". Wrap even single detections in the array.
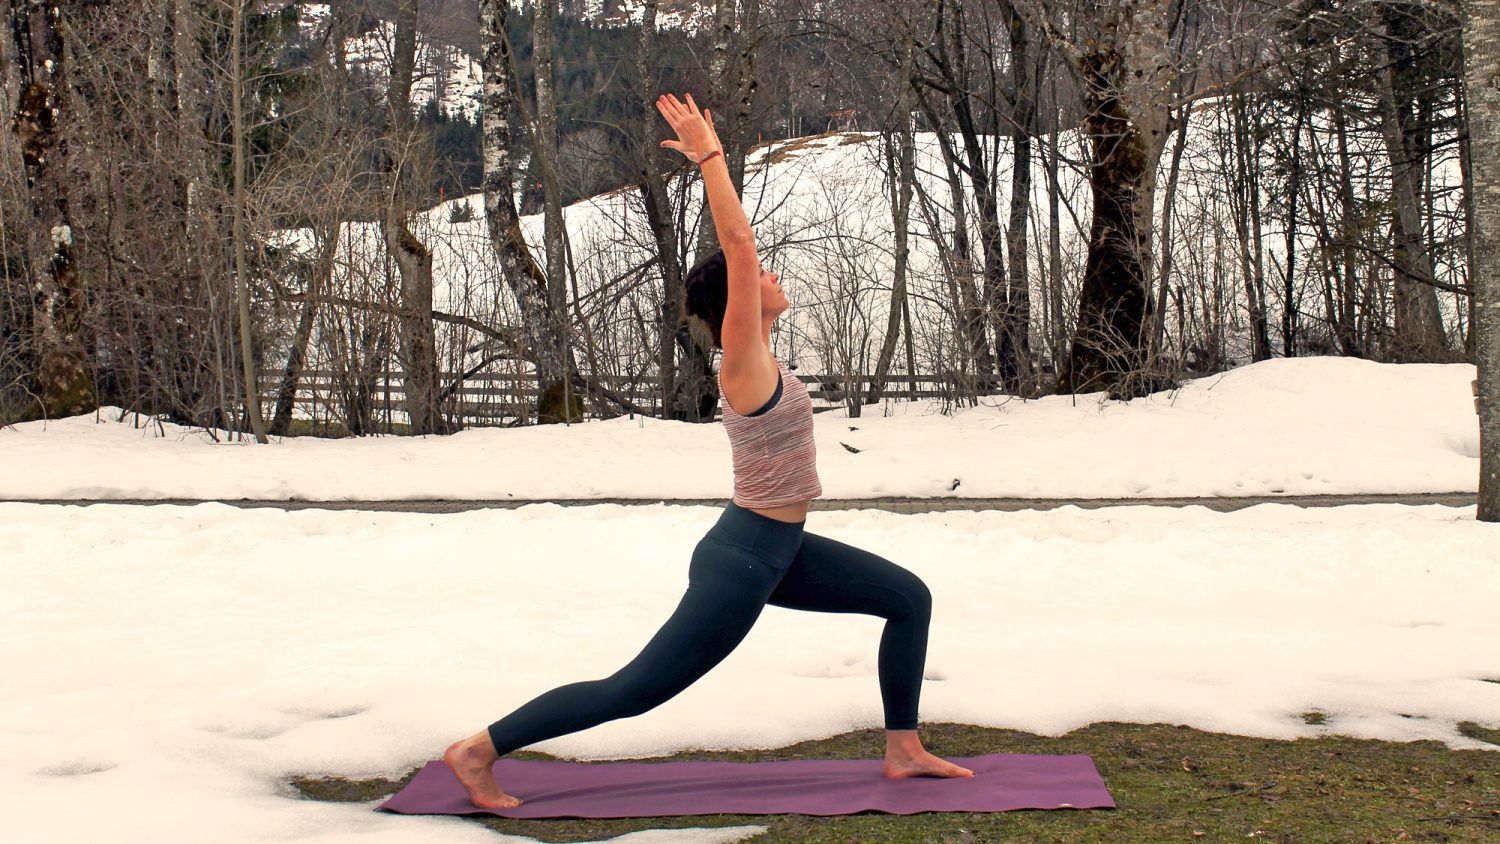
[
  {"xmin": 883, "ymin": 748, "xmax": 976, "ymax": 780},
  {"xmin": 443, "ymin": 732, "xmax": 523, "ymax": 809}
]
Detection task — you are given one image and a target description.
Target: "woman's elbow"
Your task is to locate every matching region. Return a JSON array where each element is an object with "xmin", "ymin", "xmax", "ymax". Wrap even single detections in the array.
[{"xmin": 720, "ymin": 228, "xmax": 757, "ymax": 250}]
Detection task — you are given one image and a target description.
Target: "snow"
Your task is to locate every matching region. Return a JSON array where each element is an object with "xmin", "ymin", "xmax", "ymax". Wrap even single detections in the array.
[
  {"xmin": 2, "ymin": 358, "xmax": 1495, "ymax": 844},
  {"xmin": 0, "ymin": 358, "xmax": 1478, "ymax": 501}
]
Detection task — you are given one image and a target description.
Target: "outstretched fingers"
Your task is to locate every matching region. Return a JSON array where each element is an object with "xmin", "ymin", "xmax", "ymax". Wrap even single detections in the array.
[
  {"xmin": 655, "ymin": 94, "xmax": 678, "ymax": 122},
  {"xmin": 704, "ymin": 108, "xmax": 722, "ymax": 150},
  {"xmin": 657, "ymin": 93, "xmax": 691, "ymax": 122},
  {"xmin": 657, "ymin": 92, "xmax": 705, "ymax": 125}
]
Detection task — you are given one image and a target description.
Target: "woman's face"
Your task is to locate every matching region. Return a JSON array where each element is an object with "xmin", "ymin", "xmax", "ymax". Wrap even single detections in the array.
[{"xmin": 759, "ymin": 267, "xmax": 789, "ymax": 319}]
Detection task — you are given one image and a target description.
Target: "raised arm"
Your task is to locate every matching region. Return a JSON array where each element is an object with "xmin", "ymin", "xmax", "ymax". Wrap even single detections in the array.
[{"xmin": 656, "ymin": 94, "xmax": 776, "ymax": 403}]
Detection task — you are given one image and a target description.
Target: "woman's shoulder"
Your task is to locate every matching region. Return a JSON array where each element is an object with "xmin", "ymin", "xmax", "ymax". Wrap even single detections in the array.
[{"xmin": 719, "ymin": 347, "xmax": 780, "ymax": 416}]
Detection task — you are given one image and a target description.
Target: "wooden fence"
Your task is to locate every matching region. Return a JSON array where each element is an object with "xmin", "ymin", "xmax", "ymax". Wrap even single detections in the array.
[{"xmin": 258, "ymin": 369, "xmax": 978, "ymax": 432}]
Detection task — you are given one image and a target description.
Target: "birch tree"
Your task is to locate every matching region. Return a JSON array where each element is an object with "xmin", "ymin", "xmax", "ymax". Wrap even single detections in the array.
[{"xmin": 479, "ymin": 0, "xmax": 577, "ymax": 424}]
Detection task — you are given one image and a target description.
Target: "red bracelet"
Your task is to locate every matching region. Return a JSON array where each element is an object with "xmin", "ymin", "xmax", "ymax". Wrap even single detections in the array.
[{"xmin": 696, "ymin": 149, "xmax": 723, "ymax": 166}]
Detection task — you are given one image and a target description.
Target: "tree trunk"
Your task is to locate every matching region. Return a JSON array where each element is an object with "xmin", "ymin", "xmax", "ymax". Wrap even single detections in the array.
[
  {"xmin": 1044, "ymin": 66, "xmax": 1066, "ymax": 375},
  {"xmin": 1057, "ymin": 2, "xmax": 1172, "ymax": 397},
  {"xmin": 928, "ymin": 0, "xmax": 1001, "ymax": 390},
  {"xmin": 1464, "ymin": 0, "xmax": 1500, "ymax": 521},
  {"xmin": 172, "ymin": 0, "xmax": 231, "ymax": 428},
  {"xmin": 1380, "ymin": 3, "xmax": 1450, "ymax": 362},
  {"xmin": 679, "ymin": 0, "xmax": 753, "ymax": 419},
  {"xmin": 531, "ymin": 0, "xmax": 580, "ymax": 424},
  {"xmin": 270, "ymin": 222, "xmax": 338, "ymax": 436},
  {"xmin": 912, "ymin": 74, "xmax": 992, "ymax": 399},
  {"xmin": 381, "ymin": 0, "xmax": 444, "ymax": 435},
  {"xmin": 1151, "ymin": 101, "xmax": 1191, "ymax": 364},
  {"xmin": 1333, "ymin": 108, "xmax": 1363, "ymax": 357},
  {"xmin": 1281, "ymin": 104, "xmax": 1305, "ymax": 358},
  {"xmin": 479, "ymin": 0, "xmax": 575, "ymax": 424},
  {"xmin": 1456, "ymin": 64, "xmax": 1478, "ymax": 357},
  {"xmin": 270, "ymin": 2, "xmax": 356, "ymax": 436},
  {"xmin": 1001, "ymin": 0, "xmax": 1036, "ymax": 394},
  {"xmin": 694, "ymin": 0, "xmax": 740, "ymax": 256},
  {"xmin": 635, "ymin": 0, "xmax": 678, "ymax": 418},
  {"xmin": 868, "ymin": 34, "xmax": 917, "ymax": 407},
  {"xmin": 229, "ymin": 0, "xmax": 269, "ymax": 442},
  {"xmin": 12, "ymin": 1, "xmax": 96, "ymax": 420},
  {"xmin": 732, "ymin": 0, "xmax": 759, "ymax": 184},
  {"xmin": 932, "ymin": 120, "xmax": 989, "ymax": 398},
  {"xmin": 1228, "ymin": 93, "xmax": 1273, "ymax": 362}
]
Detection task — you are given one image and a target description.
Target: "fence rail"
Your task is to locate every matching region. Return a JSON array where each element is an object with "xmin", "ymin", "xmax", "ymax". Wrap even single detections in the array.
[{"xmin": 258, "ymin": 369, "xmax": 982, "ymax": 432}]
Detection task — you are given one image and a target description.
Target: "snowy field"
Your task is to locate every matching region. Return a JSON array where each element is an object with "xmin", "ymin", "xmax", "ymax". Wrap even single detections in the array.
[
  {"xmin": 0, "ymin": 358, "xmax": 1480, "ymax": 502},
  {"xmin": 3, "ymin": 358, "xmax": 1496, "ymax": 844}
]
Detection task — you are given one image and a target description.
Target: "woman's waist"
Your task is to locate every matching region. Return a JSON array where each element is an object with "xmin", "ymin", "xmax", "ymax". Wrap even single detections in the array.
[
  {"xmin": 744, "ymin": 500, "xmax": 811, "ymax": 524},
  {"xmin": 707, "ymin": 500, "xmax": 807, "ymax": 555}
]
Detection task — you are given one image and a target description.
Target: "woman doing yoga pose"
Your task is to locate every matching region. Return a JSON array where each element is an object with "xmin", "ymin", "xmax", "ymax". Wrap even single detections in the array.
[{"xmin": 443, "ymin": 93, "xmax": 973, "ymax": 809}]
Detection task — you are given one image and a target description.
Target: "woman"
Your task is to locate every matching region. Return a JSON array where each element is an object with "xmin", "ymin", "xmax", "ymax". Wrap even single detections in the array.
[{"xmin": 443, "ymin": 93, "xmax": 973, "ymax": 809}]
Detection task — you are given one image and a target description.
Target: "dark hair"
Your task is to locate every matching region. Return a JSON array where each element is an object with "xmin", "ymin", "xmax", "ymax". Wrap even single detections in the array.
[{"xmin": 682, "ymin": 249, "xmax": 729, "ymax": 348}]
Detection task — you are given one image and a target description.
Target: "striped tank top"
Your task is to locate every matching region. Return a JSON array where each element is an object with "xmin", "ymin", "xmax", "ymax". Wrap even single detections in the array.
[{"xmin": 718, "ymin": 360, "xmax": 822, "ymax": 509}]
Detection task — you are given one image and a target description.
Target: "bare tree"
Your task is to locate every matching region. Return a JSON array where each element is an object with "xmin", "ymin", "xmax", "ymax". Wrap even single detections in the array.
[
  {"xmin": 632, "ymin": 0, "xmax": 695, "ymax": 419},
  {"xmin": 1000, "ymin": 0, "xmax": 1038, "ymax": 394},
  {"xmin": 867, "ymin": 27, "xmax": 919, "ymax": 408},
  {"xmin": 909, "ymin": 0, "xmax": 1004, "ymax": 389},
  {"xmin": 530, "ymin": 0, "xmax": 582, "ymax": 423},
  {"xmin": 1379, "ymin": 0, "xmax": 1453, "ymax": 362},
  {"xmin": 229, "ymin": 0, "xmax": 270, "ymax": 442},
  {"xmin": 381, "ymin": 0, "xmax": 446, "ymax": 434},
  {"xmin": 267, "ymin": 2, "xmax": 368, "ymax": 436}
]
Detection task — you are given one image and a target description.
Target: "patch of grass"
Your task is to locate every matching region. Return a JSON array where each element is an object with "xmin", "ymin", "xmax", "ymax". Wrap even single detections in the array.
[
  {"xmin": 278, "ymin": 419, "xmax": 416, "ymax": 439},
  {"xmin": 753, "ymin": 132, "xmax": 878, "ymax": 168},
  {"xmin": 1300, "ymin": 711, "xmax": 1328, "ymax": 726},
  {"xmin": 290, "ymin": 722, "xmax": 1500, "ymax": 843},
  {"xmin": 1459, "ymin": 721, "xmax": 1500, "ymax": 747}
]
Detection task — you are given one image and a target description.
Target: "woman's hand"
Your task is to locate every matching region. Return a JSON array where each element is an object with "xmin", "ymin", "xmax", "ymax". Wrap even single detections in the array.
[{"xmin": 656, "ymin": 93, "xmax": 722, "ymax": 164}]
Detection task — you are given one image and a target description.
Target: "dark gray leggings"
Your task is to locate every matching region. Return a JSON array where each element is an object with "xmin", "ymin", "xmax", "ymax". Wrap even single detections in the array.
[{"xmin": 487, "ymin": 503, "xmax": 932, "ymax": 755}]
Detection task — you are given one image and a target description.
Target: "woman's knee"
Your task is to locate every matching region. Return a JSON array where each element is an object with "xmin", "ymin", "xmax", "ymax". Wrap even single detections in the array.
[
  {"xmin": 903, "ymin": 574, "xmax": 932, "ymax": 623},
  {"xmin": 876, "ymin": 567, "xmax": 931, "ymax": 623}
]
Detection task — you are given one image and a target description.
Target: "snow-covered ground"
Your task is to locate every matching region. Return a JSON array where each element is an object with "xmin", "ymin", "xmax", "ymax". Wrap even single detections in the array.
[
  {"xmin": 3, "ymin": 359, "xmax": 1496, "ymax": 844},
  {"xmin": 0, "ymin": 358, "xmax": 1480, "ymax": 501}
]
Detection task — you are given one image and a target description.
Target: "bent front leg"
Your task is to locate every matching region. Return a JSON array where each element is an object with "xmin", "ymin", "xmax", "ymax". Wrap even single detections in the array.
[{"xmin": 768, "ymin": 532, "xmax": 932, "ymax": 730}]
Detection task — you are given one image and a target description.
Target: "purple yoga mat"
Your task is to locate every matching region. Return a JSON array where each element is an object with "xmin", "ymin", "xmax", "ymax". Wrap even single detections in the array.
[{"xmin": 378, "ymin": 753, "xmax": 1114, "ymax": 818}]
